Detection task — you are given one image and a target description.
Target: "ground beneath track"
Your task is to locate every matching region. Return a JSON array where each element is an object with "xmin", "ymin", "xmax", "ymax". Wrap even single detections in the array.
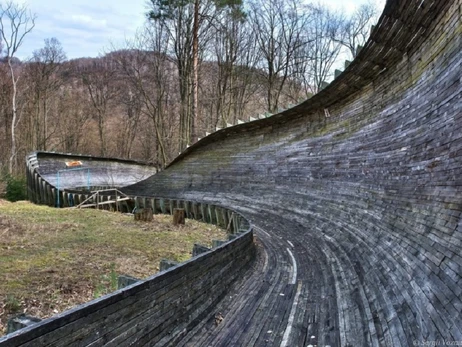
[{"xmin": 0, "ymin": 200, "xmax": 226, "ymax": 336}]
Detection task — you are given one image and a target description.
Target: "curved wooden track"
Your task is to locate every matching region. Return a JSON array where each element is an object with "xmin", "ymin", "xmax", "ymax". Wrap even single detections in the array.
[{"xmin": 121, "ymin": 1, "xmax": 462, "ymax": 345}]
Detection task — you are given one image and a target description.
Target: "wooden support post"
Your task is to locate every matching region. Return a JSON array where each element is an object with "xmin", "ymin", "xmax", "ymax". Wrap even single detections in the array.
[
  {"xmin": 134, "ymin": 208, "xmax": 153, "ymax": 221},
  {"xmin": 192, "ymin": 243, "xmax": 211, "ymax": 257},
  {"xmin": 160, "ymin": 199, "xmax": 166, "ymax": 214},
  {"xmin": 173, "ymin": 208, "xmax": 185, "ymax": 226},
  {"xmin": 212, "ymin": 239, "xmax": 227, "ymax": 248},
  {"xmin": 159, "ymin": 259, "xmax": 179, "ymax": 271},
  {"xmin": 117, "ymin": 275, "xmax": 140, "ymax": 289},
  {"xmin": 7, "ymin": 314, "xmax": 41, "ymax": 334}
]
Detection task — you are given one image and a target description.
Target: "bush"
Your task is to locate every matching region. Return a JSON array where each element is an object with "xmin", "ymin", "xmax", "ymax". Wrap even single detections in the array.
[
  {"xmin": 4, "ymin": 294, "xmax": 21, "ymax": 313},
  {"xmin": 5, "ymin": 175, "xmax": 27, "ymax": 202}
]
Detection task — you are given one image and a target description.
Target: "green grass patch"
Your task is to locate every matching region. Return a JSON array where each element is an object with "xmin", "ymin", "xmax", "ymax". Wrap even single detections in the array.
[{"xmin": 0, "ymin": 200, "xmax": 228, "ymax": 335}]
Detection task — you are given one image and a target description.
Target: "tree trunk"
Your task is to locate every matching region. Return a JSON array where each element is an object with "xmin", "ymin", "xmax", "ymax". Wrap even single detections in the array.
[
  {"xmin": 191, "ymin": 0, "xmax": 199, "ymax": 145},
  {"xmin": 97, "ymin": 111, "xmax": 106, "ymax": 156},
  {"xmin": 8, "ymin": 59, "xmax": 17, "ymax": 174},
  {"xmin": 43, "ymin": 92, "xmax": 48, "ymax": 151}
]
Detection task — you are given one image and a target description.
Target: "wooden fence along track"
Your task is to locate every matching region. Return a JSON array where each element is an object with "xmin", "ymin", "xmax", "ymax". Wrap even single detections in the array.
[
  {"xmin": 74, "ymin": 189, "xmax": 131, "ymax": 210},
  {"xmin": 6, "ymin": 0, "xmax": 462, "ymax": 346}
]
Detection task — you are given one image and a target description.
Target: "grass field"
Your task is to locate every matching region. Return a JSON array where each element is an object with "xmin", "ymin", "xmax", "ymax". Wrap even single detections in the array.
[{"xmin": 0, "ymin": 200, "xmax": 227, "ymax": 335}]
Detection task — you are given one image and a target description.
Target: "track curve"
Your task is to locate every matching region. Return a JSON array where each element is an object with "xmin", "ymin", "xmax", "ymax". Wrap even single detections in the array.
[
  {"xmin": 26, "ymin": 151, "xmax": 156, "ymax": 207},
  {"xmin": 122, "ymin": 1, "xmax": 462, "ymax": 346}
]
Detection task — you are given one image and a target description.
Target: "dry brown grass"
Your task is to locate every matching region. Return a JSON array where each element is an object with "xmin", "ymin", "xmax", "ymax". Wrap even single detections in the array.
[{"xmin": 0, "ymin": 200, "xmax": 227, "ymax": 335}]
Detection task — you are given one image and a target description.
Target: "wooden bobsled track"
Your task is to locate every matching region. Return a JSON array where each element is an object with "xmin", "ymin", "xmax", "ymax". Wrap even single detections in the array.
[{"xmin": 3, "ymin": 0, "xmax": 462, "ymax": 346}]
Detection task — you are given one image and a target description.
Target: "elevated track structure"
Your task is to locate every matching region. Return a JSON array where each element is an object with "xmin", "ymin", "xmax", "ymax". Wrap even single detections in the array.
[{"xmin": 4, "ymin": 0, "xmax": 462, "ymax": 346}]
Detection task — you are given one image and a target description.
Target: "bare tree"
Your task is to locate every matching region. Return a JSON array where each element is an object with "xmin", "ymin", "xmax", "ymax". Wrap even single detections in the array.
[
  {"xmin": 191, "ymin": 0, "xmax": 200, "ymax": 144},
  {"xmin": 80, "ymin": 57, "xmax": 120, "ymax": 156},
  {"xmin": 148, "ymin": 0, "xmax": 244, "ymax": 149},
  {"xmin": 231, "ymin": 26, "xmax": 262, "ymax": 120},
  {"xmin": 28, "ymin": 38, "xmax": 67, "ymax": 150},
  {"xmin": 336, "ymin": 1, "xmax": 378, "ymax": 59},
  {"xmin": 0, "ymin": 1, "xmax": 36, "ymax": 173},
  {"xmin": 149, "ymin": 0, "xmax": 197, "ymax": 150},
  {"xmin": 116, "ymin": 85, "xmax": 143, "ymax": 159},
  {"xmin": 55, "ymin": 86, "xmax": 91, "ymax": 154},
  {"xmin": 249, "ymin": 0, "xmax": 311, "ymax": 113},
  {"xmin": 113, "ymin": 24, "xmax": 177, "ymax": 168},
  {"xmin": 206, "ymin": 5, "xmax": 247, "ymax": 128},
  {"xmin": 303, "ymin": 3, "xmax": 343, "ymax": 93},
  {"xmin": 0, "ymin": 61, "xmax": 12, "ymax": 171}
]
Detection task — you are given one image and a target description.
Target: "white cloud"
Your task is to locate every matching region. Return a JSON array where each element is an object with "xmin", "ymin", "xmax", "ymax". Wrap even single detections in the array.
[
  {"xmin": 15, "ymin": 0, "xmax": 385, "ymax": 60},
  {"xmin": 70, "ymin": 14, "xmax": 108, "ymax": 29},
  {"xmin": 16, "ymin": 0, "xmax": 146, "ymax": 59}
]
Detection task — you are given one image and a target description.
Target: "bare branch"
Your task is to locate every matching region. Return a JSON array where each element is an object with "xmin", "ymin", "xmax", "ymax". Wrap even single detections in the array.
[
  {"xmin": 0, "ymin": 1, "xmax": 36, "ymax": 173},
  {"xmin": 0, "ymin": 1, "xmax": 36, "ymax": 58}
]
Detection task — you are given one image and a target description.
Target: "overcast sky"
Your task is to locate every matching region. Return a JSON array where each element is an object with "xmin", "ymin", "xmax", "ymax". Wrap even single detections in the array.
[{"xmin": 12, "ymin": 0, "xmax": 385, "ymax": 60}]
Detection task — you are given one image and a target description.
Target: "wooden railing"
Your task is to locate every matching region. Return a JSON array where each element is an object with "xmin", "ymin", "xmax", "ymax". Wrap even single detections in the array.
[{"xmin": 74, "ymin": 188, "xmax": 131, "ymax": 211}]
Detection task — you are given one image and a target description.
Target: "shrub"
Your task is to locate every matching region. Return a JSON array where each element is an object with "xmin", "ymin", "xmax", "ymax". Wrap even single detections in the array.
[
  {"xmin": 4, "ymin": 294, "xmax": 21, "ymax": 313},
  {"xmin": 5, "ymin": 175, "xmax": 27, "ymax": 202}
]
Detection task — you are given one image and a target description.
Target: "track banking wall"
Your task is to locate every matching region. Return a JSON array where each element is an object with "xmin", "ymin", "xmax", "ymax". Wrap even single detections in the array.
[
  {"xmin": 26, "ymin": 151, "xmax": 157, "ymax": 208},
  {"xmin": 123, "ymin": 0, "xmax": 462, "ymax": 345}
]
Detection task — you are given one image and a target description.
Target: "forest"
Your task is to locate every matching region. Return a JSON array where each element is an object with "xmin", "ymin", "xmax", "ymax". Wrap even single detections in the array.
[{"xmin": 0, "ymin": 0, "xmax": 378, "ymax": 177}]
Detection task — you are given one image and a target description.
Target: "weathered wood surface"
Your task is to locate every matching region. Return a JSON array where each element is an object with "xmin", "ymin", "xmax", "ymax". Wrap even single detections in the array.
[
  {"xmin": 159, "ymin": 259, "xmax": 179, "ymax": 271},
  {"xmin": 173, "ymin": 208, "xmax": 185, "ymax": 225},
  {"xmin": 122, "ymin": 1, "xmax": 462, "ymax": 346},
  {"xmin": 134, "ymin": 207, "xmax": 153, "ymax": 221},
  {"xmin": 26, "ymin": 152, "xmax": 156, "ymax": 207},
  {"xmin": 7, "ymin": 315, "xmax": 42, "ymax": 335},
  {"xmin": 192, "ymin": 244, "xmax": 211, "ymax": 257},
  {"xmin": 18, "ymin": 0, "xmax": 462, "ymax": 346},
  {"xmin": 117, "ymin": 275, "xmax": 140, "ymax": 290}
]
